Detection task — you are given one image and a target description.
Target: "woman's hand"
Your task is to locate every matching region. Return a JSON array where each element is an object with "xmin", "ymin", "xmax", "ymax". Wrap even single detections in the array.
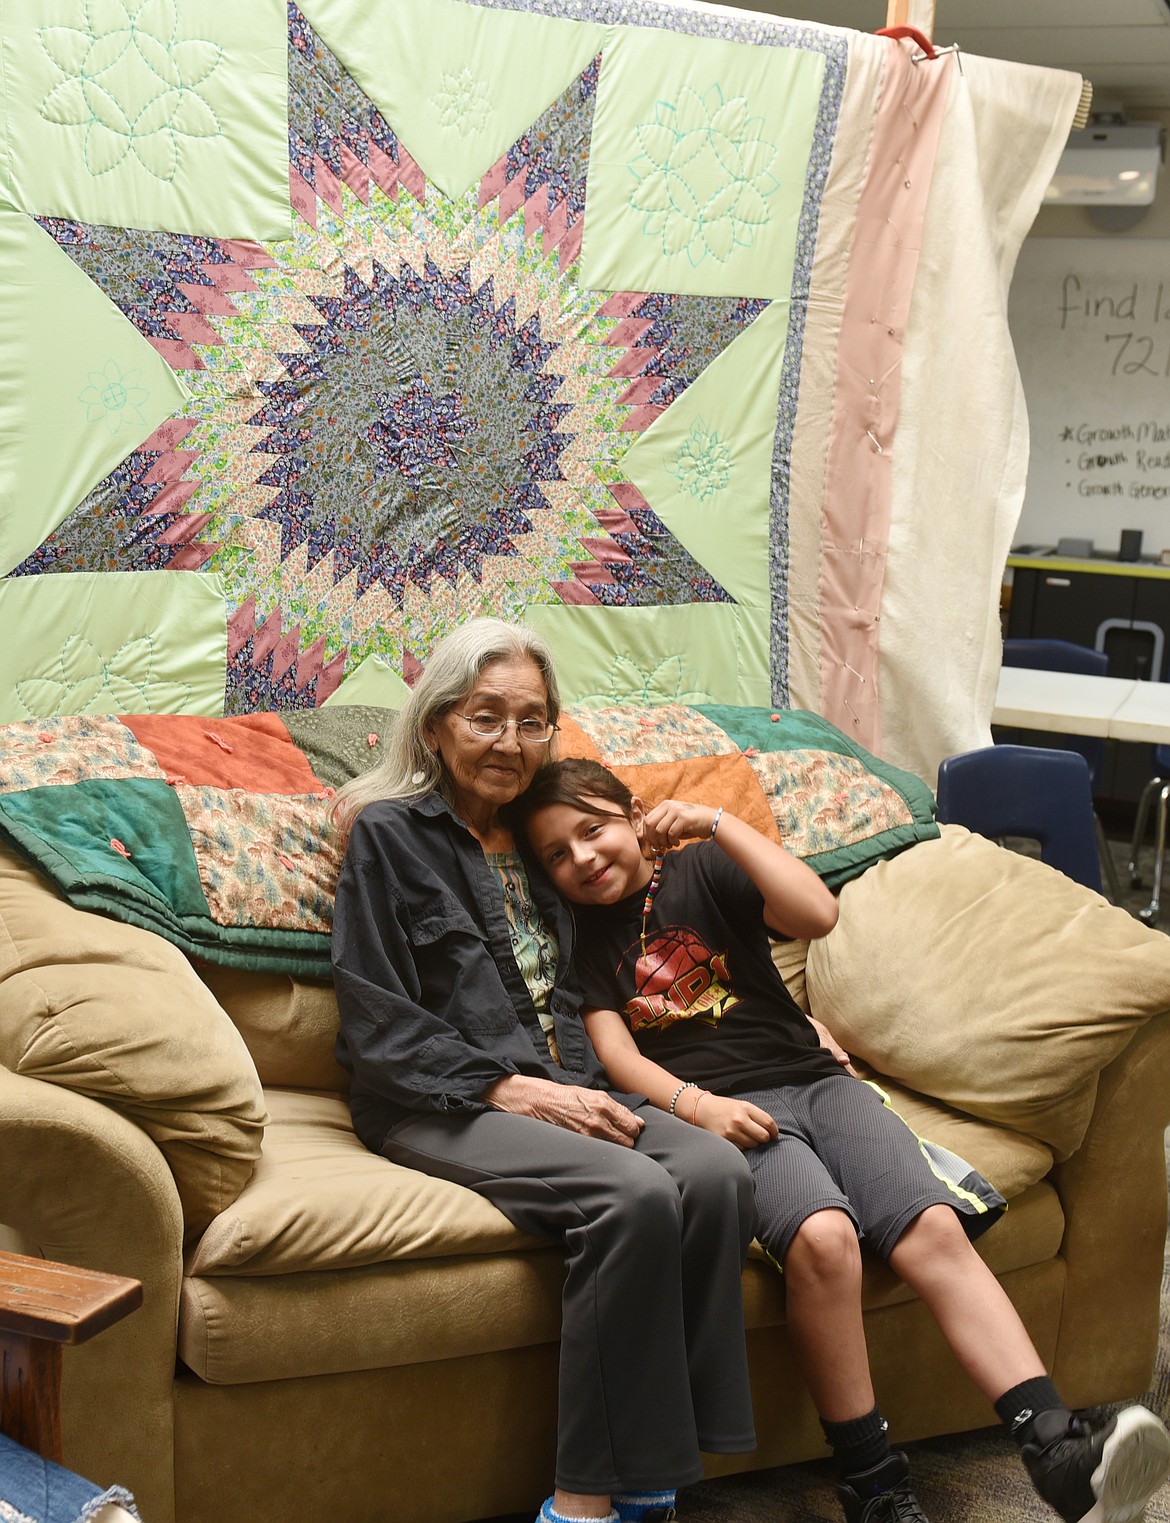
[
  {"xmin": 693, "ymin": 1093, "xmax": 779, "ymax": 1150},
  {"xmin": 484, "ymin": 1074, "xmax": 645, "ymax": 1147},
  {"xmin": 809, "ymin": 1016, "xmax": 858, "ymax": 1077}
]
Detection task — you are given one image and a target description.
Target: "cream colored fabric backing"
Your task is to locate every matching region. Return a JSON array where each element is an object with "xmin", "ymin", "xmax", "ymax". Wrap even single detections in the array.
[
  {"xmin": 786, "ymin": 30, "xmax": 886, "ymax": 717},
  {"xmin": 876, "ymin": 56, "xmax": 1084, "ymax": 783}
]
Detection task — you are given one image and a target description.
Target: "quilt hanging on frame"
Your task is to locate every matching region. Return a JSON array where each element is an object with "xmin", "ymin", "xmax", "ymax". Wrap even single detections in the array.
[{"xmin": 0, "ymin": 0, "xmax": 1083, "ymax": 779}]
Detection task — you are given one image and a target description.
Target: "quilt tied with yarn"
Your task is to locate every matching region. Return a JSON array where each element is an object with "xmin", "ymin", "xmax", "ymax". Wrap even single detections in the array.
[{"xmin": 0, "ymin": 704, "xmax": 937, "ymax": 977}]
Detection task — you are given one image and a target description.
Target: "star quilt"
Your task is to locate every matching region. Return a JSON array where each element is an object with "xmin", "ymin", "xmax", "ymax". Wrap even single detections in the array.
[{"xmin": 0, "ymin": 0, "xmax": 1084, "ymax": 780}]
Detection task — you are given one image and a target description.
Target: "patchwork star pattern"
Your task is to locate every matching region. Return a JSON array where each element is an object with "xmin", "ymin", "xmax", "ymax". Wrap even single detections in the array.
[{"xmin": 18, "ymin": 5, "xmax": 769, "ymax": 710}]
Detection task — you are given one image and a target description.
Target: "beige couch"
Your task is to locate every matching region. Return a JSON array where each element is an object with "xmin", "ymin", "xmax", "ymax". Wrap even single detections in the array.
[{"xmin": 4, "ymin": 801, "xmax": 1170, "ymax": 1523}]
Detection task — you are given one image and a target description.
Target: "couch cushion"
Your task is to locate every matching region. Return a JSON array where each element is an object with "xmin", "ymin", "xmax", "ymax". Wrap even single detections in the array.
[
  {"xmin": 179, "ymin": 1246, "xmax": 566, "ymax": 1384},
  {"xmin": 744, "ymin": 1178, "xmax": 1066, "ymax": 1323},
  {"xmin": 0, "ymin": 848, "xmax": 266, "ymax": 1240},
  {"xmin": 766, "ymin": 939, "xmax": 1054, "ymax": 1198},
  {"xmin": 179, "ymin": 1178, "xmax": 1065, "ymax": 1386},
  {"xmin": 857, "ymin": 1072, "xmax": 1054, "ymax": 1200},
  {"xmin": 196, "ymin": 967, "xmax": 347, "ymax": 1092},
  {"xmin": 806, "ymin": 826, "xmax": 1170, "ymax": 1159},
  {"xmin": 187, "ymin": 1088, "xmax": 542, "ymax": 1277},
  {"xmin": 771, "ymin": 937, "xmax": 811, "ymax": 1015}
]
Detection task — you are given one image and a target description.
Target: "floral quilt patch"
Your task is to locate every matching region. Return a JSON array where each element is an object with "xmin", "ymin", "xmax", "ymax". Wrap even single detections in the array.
[{"xmin": 179, "ymin": 784, "xmax": 342, "ymax": 932}]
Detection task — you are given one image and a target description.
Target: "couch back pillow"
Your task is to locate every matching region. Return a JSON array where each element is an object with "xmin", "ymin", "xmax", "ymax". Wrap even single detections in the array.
[
  {"xmin": 197, "ymin": 966, "xmax": 348, "ymax": 1092},
  {"xmin": 805, "ymin": 826, "xmax": 1170, "ymax": 1158},
  {"xmin": 0, "ymin": 848, "xmax": 266, "ymax": 1240}
]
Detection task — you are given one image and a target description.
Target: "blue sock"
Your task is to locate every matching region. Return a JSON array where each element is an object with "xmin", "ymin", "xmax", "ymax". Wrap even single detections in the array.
[
  {"xmin": 612, "ymin": 1489, "xmax": 677, "ymax": 1520},
  {"xmin": 537, "ymin": 1500, "xmax": 619, "ymax": 1523}
]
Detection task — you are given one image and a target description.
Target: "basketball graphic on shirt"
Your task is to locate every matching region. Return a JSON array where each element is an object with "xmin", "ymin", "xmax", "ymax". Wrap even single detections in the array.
[{"xmin": 625, "ymin": 924, "xmax": 739, "ymax": 1033}]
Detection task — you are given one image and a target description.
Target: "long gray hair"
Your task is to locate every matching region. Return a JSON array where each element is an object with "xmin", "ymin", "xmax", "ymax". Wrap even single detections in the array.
[{"xmin": 332, "ymin": 618, "xmax": 561, "ymax": 833}]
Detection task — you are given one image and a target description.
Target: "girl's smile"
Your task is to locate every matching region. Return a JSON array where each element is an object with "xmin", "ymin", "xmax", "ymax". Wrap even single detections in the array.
[{"xmin": 527, "ymin": 796, "xmax": 655, "ymax": 906}]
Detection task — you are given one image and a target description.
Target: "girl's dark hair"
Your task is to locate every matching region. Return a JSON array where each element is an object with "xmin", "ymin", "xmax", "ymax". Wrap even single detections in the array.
[{"xmin": 508, "ymin": 757, "xmax": 635, "ymax": 837}]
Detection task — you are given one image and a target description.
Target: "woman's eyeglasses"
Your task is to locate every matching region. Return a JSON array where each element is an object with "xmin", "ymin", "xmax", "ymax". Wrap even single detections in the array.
[{"xmin": 455, "ymin": 712, "xmax": 559, "ymax": 745}]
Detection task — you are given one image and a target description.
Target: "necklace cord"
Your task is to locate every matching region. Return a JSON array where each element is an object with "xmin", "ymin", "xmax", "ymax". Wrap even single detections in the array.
[{"xmin": 639, "ymin": 853, "xmax": 665, "ymax": 957}]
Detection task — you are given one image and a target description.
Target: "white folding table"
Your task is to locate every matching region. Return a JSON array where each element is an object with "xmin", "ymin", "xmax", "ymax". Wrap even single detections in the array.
[
  {"xmin": 992, "ymin": 666, "xmax": 1170, "ymax": 920},
  {"xmin": 991, "ymin": 667, "xmax": 1142, "ymax": 740}
]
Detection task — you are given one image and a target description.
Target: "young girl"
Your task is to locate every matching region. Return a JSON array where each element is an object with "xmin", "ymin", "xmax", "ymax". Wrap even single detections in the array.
[{"xmin": 513, "ymin": 758, "xmax": 1170, "ymax": 1523}]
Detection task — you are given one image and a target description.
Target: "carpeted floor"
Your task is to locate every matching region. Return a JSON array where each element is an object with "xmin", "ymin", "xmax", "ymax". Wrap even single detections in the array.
[{"xmin": 481, "ymin": 832, "xmax": 1170, "ymax": 1523}]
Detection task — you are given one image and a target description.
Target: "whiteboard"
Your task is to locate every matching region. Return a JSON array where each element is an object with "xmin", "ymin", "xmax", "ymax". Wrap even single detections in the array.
[{"xmin": 1008, "ymin": 237, "xmax": 1170, "ymax": 555}]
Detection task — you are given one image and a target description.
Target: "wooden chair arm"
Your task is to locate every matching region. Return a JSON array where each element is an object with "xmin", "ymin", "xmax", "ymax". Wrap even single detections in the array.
[{"xmin": 0, "ymin": 1250, "xmax": 142, "ymax": 1462}]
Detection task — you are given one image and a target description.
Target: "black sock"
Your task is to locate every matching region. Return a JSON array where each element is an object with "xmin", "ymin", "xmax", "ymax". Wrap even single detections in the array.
[
  {"xmin": 995, "ymin": 1377, "xmax": 1069, "ymax": 1448},
  {"xmin": 822, "ymin": 1407, "xmax": 891, "ymax": 1478}
]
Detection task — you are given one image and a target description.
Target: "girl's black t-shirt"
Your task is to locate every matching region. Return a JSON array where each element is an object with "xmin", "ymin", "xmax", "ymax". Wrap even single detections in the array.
[{"xmin": 574, "ymin": 840, "xmax": 840, "ymax": 1096}]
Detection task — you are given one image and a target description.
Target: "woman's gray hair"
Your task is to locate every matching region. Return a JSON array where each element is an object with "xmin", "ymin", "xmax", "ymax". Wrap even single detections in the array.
[{"xmin": 332, "ymin": 618, "xmax": 561, "ymax": 833}]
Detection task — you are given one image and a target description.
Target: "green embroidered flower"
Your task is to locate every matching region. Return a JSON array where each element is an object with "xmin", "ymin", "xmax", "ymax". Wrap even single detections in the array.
[
  {"xmin": 433, "ymin": 67, "xmax": 492, "ymax": 137},
  {"xmin": 604, "ymin": 654, "xmax": 712, "ymax": 706},
  {"xmin": 14, "ymin": 634, "xmax": 192, "ymax": 718},
  {"xmin": 39, "ymin": 0, "xmax": 223, "ymax": 182},
  {"xmin": 628, "ymin": 84, "xmax": 780, "ymax": 266},
  {"xmin": 672, "ymin": 419, "xmax": 732, "ymax": 500},
  {"xmin": 78, "ymin": 357, "xmax": 151, "ymax": 435}
]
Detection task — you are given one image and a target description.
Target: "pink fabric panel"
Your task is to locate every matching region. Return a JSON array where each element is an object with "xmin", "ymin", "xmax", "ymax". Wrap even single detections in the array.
[{"xmin": 818, "ymin": 41, "xmax": 953, "ymax": 753}]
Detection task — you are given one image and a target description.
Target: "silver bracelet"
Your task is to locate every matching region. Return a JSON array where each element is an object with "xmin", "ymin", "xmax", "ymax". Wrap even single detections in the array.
[
  {"xmin": 668, "ymin": 1081, "xmax": 699, "ymax": 1115},
  {"xmin": 710, "ymin": 806, "xmax": 724, "ymax": 839}
]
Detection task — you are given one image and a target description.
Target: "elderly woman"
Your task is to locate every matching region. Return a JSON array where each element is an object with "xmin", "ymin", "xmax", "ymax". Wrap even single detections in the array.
[{"xmin": 330, "ymin": 618, "xmax": 757, "ymax": 1523}]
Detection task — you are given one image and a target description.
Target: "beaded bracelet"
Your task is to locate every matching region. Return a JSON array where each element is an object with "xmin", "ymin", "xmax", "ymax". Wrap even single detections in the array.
[
  {"xmin": 668, "ymin": 1081, "xmax": 699, "ymax": 1116},
  {"xmin": 710, "ymin": 806, "xmax": 724, "ymax": 839}
]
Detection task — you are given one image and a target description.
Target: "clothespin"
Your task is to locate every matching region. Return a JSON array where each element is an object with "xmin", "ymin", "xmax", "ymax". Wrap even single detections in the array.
[
  {"xmin": 876, "ymin": 24, "xmax": 936, "ymax": 60},
  {"xmin": 876, "ymin": 24, "xmax": 963, "ymax": 72}
]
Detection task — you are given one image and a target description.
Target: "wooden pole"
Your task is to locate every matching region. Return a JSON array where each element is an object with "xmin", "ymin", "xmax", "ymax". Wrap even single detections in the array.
[
  {"xmin": 1, "ymin": 1334, "xmax": 64, "ymax": 1461},
  {"xmin": 885, "ymin": 0, "xmax": 936, "ymax": 41}
]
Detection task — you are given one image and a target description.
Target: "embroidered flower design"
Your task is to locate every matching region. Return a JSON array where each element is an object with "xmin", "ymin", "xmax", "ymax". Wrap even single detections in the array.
[
  {"xmin": 604, "ymin": 654, "xmax": 712, "ymax": 706},
  {"xmin": 13, "ymin": 634, "xmax": 192, "ymax": 718},
  {"xmin": 628, "ymin": 84, "xmax": 780, "ymax": 266},
  {"xmin": 432, "ymin": 67, "xmax": 492, "ymax": 137},
  {"xmin": 672, "ymin": 419, "xmax": 732, "ymax": 500},
  {"xmin": 38, "ymin": 0, "xmax": 223, "ymax": 182},
  {"xmin": 78, "ymin": 358, "xmax": 150, "ymax": 436}
]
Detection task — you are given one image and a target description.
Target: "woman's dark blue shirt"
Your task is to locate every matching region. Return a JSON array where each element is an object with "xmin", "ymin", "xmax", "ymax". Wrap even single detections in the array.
[{"xmin": 331, "ymin": 792, "xmax": 617, "ymax": 1152}]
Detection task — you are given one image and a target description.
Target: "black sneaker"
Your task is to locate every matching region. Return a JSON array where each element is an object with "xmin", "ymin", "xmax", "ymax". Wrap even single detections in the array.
[
  {"xmin": 837, "ymin": 1451, "xmax": 932, "ymax": 1523},
  {"xmin": 1023, "ymin": 1406, "xmax": 1170, "ymax": 1523}
]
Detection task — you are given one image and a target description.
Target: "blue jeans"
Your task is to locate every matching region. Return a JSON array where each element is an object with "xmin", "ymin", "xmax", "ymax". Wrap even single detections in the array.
[{"xmin": 0, "ymin": 1434, "xmax": 137, "ymax": 1523}]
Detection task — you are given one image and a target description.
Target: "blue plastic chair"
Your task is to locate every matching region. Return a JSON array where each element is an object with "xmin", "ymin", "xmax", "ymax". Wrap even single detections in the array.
[
  {"xmin": 1127, "ymin": 745, "xmax": 1170, "ymax": 922},
  {"xmin": 999, "ymin": 638, "xmax": 1120, "ymax": 898},
  {"xmin": 936, "ymin": 745, "xmax": 1103, "ymax": 893}
]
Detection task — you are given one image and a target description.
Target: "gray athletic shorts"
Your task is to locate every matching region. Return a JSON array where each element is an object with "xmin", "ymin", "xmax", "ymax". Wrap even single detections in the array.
[{"xmin": 737, "ymin": 1073, "xmax": 991, "ymax": 1263}]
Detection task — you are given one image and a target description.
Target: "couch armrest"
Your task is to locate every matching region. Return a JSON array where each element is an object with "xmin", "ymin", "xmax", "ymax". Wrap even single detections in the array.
[
  {"xmin": 0, "ymin": 1065, "xmax": 183, "ymax": 1523},
  {"xmin": 1048, "ymin": 1009, "xmax": 1170, "ymax": 1407}
]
